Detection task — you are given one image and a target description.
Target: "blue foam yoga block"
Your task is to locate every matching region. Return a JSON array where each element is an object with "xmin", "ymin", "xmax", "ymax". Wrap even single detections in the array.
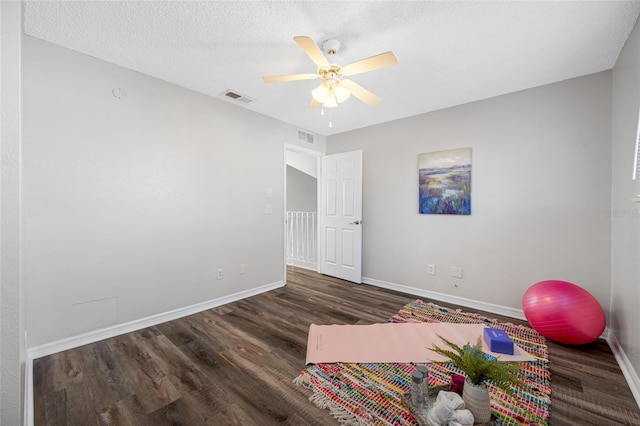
[{"xmin": 483, "ymin": 327, "xmax": 514, "ymax": 355}]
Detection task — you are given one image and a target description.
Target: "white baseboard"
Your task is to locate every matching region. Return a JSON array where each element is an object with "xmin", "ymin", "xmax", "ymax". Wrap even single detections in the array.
[
  {"xmin": 286, "ymin": 259, "xmax": 317, "ymax": 271},
  {"xmin": 362, "ymin": 276, "xmax": 526, "ymax": 321},
  {"xmin": 606, "ymin": 332, "xmax": 640, "ymax": 409},
  {"xmin": 24, "ymin": 279, "xmax": 284, "ymax": 426},
  {"xmin": 25, "ymin": 331, "xmax": 33, "ymax": 426},
  {"xmin": 364, "ymin": 276, "xmax": 610, "ymax": 338},
  {"xmin": 27, "ymin": 280, "xmax": 284, "ymax": 360}
]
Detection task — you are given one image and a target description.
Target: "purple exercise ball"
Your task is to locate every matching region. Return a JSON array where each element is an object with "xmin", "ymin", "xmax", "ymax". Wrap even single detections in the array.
[{"xmin": 522, "ymin": 280, "xmax": 605, "ymax": 345}]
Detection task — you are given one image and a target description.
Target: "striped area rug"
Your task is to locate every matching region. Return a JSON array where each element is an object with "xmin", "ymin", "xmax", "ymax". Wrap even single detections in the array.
[{"xmin": 294, "ymin": 300, "xmax": 551, "ymax": 425}]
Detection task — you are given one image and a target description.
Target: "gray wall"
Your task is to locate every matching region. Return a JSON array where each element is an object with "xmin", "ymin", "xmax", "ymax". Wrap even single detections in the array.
[
  {"xmin": 327, "ymin": 72, "xmax": 612, "ymax": 315},
  {"xmin": 287, "ymin": 165, "xmax": 317, "ymax": 212},
  {"xmin": 0, "ymin": 2, "xmax": 25, "ymax": 425},
  {"xmin": 22, "ymin": 37, "xmax": 315, "ymax": 347},
  {"xmin": 612, "ymin": 16, "xmax": 640, "ymax": 394}
]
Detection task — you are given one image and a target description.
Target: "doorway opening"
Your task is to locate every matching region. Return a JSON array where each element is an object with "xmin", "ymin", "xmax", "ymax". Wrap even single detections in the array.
[{"xmin": 284, "ymin": 145, "xmax": 322, "ymax": 282}]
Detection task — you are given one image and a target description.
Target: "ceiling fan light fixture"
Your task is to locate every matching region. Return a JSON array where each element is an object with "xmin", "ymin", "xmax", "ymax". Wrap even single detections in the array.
[
  {"xmin": 312, "ymin": 82, "xmax": 330, "ymax": 103},
  {"xmin": 333, "ymin": 83, "xmax": 351, "ymax": 103},
  {"xmin": 323, "ymin": 93, "xmax": 338, "ymax": 108}
]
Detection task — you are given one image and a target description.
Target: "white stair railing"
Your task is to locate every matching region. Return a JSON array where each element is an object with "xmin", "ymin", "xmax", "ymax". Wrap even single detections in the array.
[{"xmin": 286, "ymin": 211, "xmax": 317, "ymax": 269}]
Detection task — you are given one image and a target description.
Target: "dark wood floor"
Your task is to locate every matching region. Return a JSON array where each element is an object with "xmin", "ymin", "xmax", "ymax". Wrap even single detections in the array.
[{"xmin": 33, "ymin": 266, "xmax": 640, "ymax": 425}]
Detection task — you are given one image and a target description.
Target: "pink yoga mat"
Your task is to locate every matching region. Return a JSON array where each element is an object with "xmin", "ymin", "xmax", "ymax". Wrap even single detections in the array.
[{"xmin": 305, "ymin": 322, "xmax": 535, "ymax": 364}]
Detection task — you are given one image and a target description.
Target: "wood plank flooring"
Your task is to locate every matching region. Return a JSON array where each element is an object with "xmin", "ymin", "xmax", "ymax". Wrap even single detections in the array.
[{"xmin": 33, "ymin": 266, "xmax": 640, "ymax": 425}]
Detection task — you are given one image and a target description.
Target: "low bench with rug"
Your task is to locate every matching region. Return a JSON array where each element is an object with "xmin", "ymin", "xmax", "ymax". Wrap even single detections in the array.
[{"xmin": 294, "ymin": 300, "xmax": 551, "ymax": 425}]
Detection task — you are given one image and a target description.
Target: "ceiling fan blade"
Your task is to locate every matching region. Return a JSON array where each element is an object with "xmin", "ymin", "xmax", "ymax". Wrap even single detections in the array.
[
  {"xmin": 341, "ymin": 51, "xmax": 398, "ymax": 77},
  {"xmin": 309, "ymin": 98, "xmax": 322, "ymax": 108},
  {"xmin": 263, "ymin": 73, "xmax": 318, "ymax": 83},
  {"xmin": 294, "ymin": 36, "xmax": 330, "ymax": 68},
  {"xmin": 340, "ymin": 79, "xmax": 381, "ymax": 107}
]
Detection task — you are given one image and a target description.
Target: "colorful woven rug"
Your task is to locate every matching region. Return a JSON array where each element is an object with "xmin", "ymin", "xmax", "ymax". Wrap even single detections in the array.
[{"xmin": 294, "ymin": 300, "xmax": 551, "ymax": 425}]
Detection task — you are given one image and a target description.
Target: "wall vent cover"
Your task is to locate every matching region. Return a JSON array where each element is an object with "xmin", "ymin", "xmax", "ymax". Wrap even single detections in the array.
[
  {"xmin": 220, "ymin": 90, "xmax": 256, "ymax": 105},
  {"xmin": 297, "ymin": 129, "xmax": 315, "ymax": 144}
]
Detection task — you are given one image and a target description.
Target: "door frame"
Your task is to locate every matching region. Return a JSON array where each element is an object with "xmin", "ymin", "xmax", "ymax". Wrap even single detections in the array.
[{"xmin": 283, "ymin": 143, "xmax": 324, "ymax": 285}]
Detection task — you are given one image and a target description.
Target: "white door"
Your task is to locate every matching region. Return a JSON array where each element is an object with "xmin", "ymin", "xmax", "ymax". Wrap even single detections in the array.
[{"xmin": 319, "ymin": 150, "xmax": 362, "ymax": 283}]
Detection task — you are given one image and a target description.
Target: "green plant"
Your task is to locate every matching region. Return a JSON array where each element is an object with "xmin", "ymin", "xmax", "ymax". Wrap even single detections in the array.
[{"xmin": 429, "ymin": 335, "xmax": 527, "ymax": 397}]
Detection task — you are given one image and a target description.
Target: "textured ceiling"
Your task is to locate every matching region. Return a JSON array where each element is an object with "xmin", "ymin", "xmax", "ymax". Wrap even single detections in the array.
[{"xmin": 23, "ymin": 1, "xmax": 640, "ymax": 137}]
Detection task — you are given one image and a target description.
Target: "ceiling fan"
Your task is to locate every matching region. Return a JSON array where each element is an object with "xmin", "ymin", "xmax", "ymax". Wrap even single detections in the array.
[{"xmin": 263, "ymin": 36, "xmax": 397, "ymax": 108}]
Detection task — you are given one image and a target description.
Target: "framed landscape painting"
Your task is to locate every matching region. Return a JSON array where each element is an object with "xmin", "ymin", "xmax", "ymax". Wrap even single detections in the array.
[{"xmin": 418, "ymin": 148, "xmax": 471, "ymax": 215}]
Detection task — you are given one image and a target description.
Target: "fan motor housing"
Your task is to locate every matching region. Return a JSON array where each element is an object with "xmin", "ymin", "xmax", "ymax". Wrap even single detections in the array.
[{"xmin": 318, "ymin": 66, "xmax": 343, "ymax": 83}]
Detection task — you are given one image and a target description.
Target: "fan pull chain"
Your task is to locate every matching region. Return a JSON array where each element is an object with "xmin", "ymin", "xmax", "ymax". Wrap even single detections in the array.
[
  {"xmin": 319, "ymin": 106, "xmax": 334, "ymax": 128},
  {"xmin": 320, "ymin": 106, "xmax": 333, "ymax": 128}
]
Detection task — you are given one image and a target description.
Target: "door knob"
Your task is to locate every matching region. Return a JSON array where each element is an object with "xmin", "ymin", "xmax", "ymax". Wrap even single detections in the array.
[{"xmin": 350, "ymin": 220, "xmax": 361, "ymax": 225}]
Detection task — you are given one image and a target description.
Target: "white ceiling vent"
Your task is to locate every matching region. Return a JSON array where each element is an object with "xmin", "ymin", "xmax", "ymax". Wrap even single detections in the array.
[
  {"xmin": 297, "ymin": 129, "xmax": 315, "ymax": 144},
  {"xmin": 220, "ymin": 90, "xmax": 256, "ymax": 105}
]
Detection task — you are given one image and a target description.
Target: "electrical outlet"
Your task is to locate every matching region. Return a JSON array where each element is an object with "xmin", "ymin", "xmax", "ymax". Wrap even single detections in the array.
[
  {"xmin": 427, "ymin": 264, "xmax": 436, "ymax": 275},
  {"xmin": 240, "ymin": 264, "xmax": 246, "ymax": 275},
  {"xmin": 217, "ymin": 268, "xmax": 224, "ymax": 280},
  {"xmin": 450, "ymin": 267, "xmax": 463, "ymax": 279}
]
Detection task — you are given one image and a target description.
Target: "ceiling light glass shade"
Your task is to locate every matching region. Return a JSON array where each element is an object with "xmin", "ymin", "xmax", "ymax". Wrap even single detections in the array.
[
  {"xmin": 333, "ymin": 84, "xmax": 351, "ymax": 103},
  {"xmin": 323, "ymin": 92, "xmax": 338, "ymax": 108},
  {"xmin": 312, "ymin": 83, "xmax": 330, "ymax": 104}
]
